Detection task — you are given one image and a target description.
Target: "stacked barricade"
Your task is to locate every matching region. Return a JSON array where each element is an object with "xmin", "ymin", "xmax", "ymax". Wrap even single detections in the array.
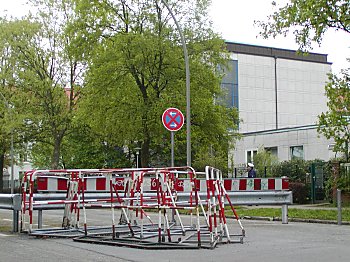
[{"xmin": 20, "ymin": 166, "xmax": 245, "ymax": 249}]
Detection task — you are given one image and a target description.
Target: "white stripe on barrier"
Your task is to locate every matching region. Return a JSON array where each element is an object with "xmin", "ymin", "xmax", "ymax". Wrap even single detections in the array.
[
  {"xmin": 200, "ymin": 180, "xmax": 206, "ymax": 191},
  {"xmin": 86, "ymin": 178, "xmax": 96, "ymax": 191},
  {"xmin": 143, "ymin": 177, "xmax": 152, "ymax": 191},
  {"xmin": 261, "ymin": 179, "xmax": 268, "ymax": 190},
  {"xmin": 232, "ymin": 180, "xmax": 239, "ymax": 191},
  {"xmin": 48, "ymin": 178, "xmax": 57, "ymax": 192},
  {"xmin": 246, "ymin": 179, "xmax": 254, "ymax": 191},
  {"xmin": 275, "ymin": 178, "xmax": 282, "ymax": 191},
  {"xmin": 184, "ymin": 180, "xmax": 192, "ymax": 192}
]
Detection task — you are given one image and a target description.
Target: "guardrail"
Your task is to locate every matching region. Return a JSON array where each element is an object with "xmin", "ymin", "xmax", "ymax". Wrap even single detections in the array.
[
  {"xmin": 0, "ymin": 194, "xmax": 21, "ymax": 210},
  {"xmin": 0, "ymin": 190, "xmax": 292, "ymax": 232},
  {"xmin": 0, "ymin": 194, "xmax": 21, "ymax": 232}
]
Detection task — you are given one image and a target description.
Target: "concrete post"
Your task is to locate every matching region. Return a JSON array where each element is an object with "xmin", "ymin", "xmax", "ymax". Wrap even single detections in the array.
[
  {"xmin": 281, "ymin": 204, "xmax": 288, "ymax": 224},
  {"xmin": 337, "ymin": 189, "xmax": 342, "ymax": 225}
]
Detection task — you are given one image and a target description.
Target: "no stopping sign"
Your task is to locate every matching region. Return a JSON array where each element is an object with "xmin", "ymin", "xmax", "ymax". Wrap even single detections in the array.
[{"xmin": 162, "ymin": 108, "xmax": 184, "ymax": 132}]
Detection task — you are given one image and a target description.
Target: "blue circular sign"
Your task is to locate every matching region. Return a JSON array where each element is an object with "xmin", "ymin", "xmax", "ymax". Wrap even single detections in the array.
[{"xmin": 162, "ymin": 108, "xmax": 184, "ymax": 132}]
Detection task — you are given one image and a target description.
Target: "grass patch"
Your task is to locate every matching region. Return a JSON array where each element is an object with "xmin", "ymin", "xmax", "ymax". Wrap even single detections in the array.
[
  {"xmin": 225, "ymin": 207, "xmax": 350, "ymax": 222},
  {"xmin": 0, "ymin": 225, "xmax": 12, "ymax": 232}
]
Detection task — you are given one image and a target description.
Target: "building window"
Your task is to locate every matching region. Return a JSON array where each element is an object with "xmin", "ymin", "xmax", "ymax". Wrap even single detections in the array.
[
  {"xmin": 290, "ymin": 146, "xmax": 304, "ymax": 160},
  {"xmin": 246, "ymin": 150, "xmax": 257, "ymax": 163},
  {"xmin": 265, "ymin": 147, "xmax": 278, "ymax": 157},
  {"xmin": 220, "ymin": 60, "xmax": 238, "ymax": 109}
]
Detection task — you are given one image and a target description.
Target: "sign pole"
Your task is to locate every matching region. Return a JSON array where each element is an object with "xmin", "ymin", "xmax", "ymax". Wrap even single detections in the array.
[
  {"xmin": 171, "ymin": 131, "xmax": 175, "ymax": 223},
  {"xmin": 171, "ymin": 131, "xmax": 174, "ymax": 167},
  {"xmin": 162, "ymin": 107, "xmax": 184, "ymax": 224}
]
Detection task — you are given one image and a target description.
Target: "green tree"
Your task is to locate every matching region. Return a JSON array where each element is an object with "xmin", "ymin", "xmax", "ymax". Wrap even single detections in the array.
[
  {"xmin": 257, "ymin": 0, "xmax": 350, "ymax": 51},
  {"xmin": 0, "ymin": 17, "xmax": 24, "ymax": 191},
  {"xmin": 253, "ymin": 147, "xmax": 278, "ymax": 177},
  {"xmin": 2, "ymin": 0, "xmax": 84, "ymax": 169},
  {"xmin": 60, "ymin": 125, "xmax": 132, "ymax": 169},
  {"xmin": 72, "ymin": 0, "xmax": 239, "ymax": 168},
  {"xmin": 318, "ymin": 71, "xmax": 350, "ymax": 161}
]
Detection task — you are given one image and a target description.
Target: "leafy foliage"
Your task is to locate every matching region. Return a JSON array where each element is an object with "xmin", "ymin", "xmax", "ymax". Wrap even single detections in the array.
[
  {"xmin": 72, "ymin": 0, "xmax": 239, "ymax": 168},
  {"xmin": 253, "ymin": 147, "xmax": 278, "ymax": 177},
  {"xmin": 0, "ymin": 1, "xmax": 86, "ymax": 169},
  {"xmin": 0, "ymin": 0, "xmax": 239, "ymax": 173},
  {"xmin": 272, "ymin": 159, "xmax": 310, "ymax": 182},
  {"xmin": 257, "ymin": 0, "xmax": 350, "ymax": 51},
  {"xmin": 289, "ymin": 182, "xmax": 310, "ymax": 204},
  {"xmin": 318, "ymin": 71, "xmax": 350, "ymax": 160}
]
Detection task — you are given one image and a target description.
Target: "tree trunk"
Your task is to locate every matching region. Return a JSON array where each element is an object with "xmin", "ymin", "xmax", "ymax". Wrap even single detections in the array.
[
  {"xmin": 51, "ymin": 135, "xmax": 63, "ymax": 169},
  {"xmin": 141, "ymin": 135, "xmax": 150, "ymax": 168}
]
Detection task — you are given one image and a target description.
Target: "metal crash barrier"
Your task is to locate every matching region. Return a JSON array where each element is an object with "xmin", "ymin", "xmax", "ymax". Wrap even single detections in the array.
[
  {"xmin": 0, "ymin": 166, "xmax": 292, "ymax": 249},
  {"xmin": 0, "ymin": 193, "xmax": 21, "ymax": 232},
  {"xmin": 20, "ymin": 166, "xmax": 248, "ymax": 249}
]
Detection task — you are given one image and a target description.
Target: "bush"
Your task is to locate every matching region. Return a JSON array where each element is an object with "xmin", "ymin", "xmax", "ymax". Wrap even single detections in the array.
[
  {"xmin": 289, "ymin": 182, "xmax": 309, "ymax": 204},
  {"xmin": 272, "ymin": 159, "xmax": 309, "ymax": 182}
]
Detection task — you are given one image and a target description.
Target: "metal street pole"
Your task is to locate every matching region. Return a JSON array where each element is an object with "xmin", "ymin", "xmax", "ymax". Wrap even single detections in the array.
[
  {"xmin": 136, "ymin": 151, "xmax": 139, "ymax": 168},
  {"xmin": 135, "ymin": 147, "xmax": 141, "ymax": 168},
  {"xmin": 10, "ymin": 130, "xmax": 14, "ymax": 194},
  {"xmin": 160, "ymin": 0, "xmax": 191, "ymax": 166}
]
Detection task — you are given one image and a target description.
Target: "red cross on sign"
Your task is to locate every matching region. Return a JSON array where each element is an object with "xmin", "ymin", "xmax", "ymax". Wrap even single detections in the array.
[{"xmin": 162, "ymin": 108, "xmax": 184, "ymax": 132}]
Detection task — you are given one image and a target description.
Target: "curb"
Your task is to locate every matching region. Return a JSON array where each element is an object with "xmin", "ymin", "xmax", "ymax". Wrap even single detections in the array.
[{"xmin": 241, "ymin": 216, "xmax": 350, "ymax": 225}]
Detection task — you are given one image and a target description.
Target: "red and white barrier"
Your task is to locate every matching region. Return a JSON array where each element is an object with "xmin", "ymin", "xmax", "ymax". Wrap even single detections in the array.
[
  {"xmin": 224, "ymin": 177, "xmax": 289, "ymax": 191},
  {"xmin": 21, "ymin": 166, "xmax": 247, "ymax": 248},
  {"xmin": 37, "ymin": 176, "xmax": 289, "ymax": 193},
  {"xmin": 37, "ymin": 176, "xmax": 68, "ymax": 192}
]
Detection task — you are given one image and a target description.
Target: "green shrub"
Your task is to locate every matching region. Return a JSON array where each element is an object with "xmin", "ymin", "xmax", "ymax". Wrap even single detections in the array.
[
  {"xmin": 253, "ymin": 147, "xmax": 278, "ymax": 177},
  {"xmin": 289, "ymin": 182, "xmax": 310, "ymax": 204},
  {"xmin": 272, "ymin": 159, "xmax": 309, "ymax": 182}
]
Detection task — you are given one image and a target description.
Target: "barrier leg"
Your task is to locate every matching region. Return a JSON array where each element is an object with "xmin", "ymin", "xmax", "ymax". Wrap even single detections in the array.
[
  {"xmin": 282, "ymin": 204, "xmax": 288, "ymax": 224},
  {"xmin": 38, "ymin": 210, "xmax": 43, "ymax": 229},
  {"xmin": 12, "ymin": 210, "xmax": 19, "ymax": 233}
]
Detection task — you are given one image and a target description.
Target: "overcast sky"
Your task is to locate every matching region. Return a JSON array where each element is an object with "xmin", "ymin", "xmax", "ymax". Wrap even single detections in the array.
[
  {"xmin": 209, "ymin": 0, "xmax": 350, "ymax": 73},
  {"xmin": 1, "ymin": 0, "xmax": 349, "ymax": 73}
]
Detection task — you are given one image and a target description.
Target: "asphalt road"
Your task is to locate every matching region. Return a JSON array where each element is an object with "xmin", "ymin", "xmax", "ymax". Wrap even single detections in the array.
[{"xmin": 1, "ymin": 209, "xmax": 350, "ymax": 262}]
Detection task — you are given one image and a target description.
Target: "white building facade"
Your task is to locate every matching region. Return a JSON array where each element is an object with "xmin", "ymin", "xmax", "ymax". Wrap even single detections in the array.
[{"xmin": 223, "ymin": 42, "xmax": 335, "ymax": 167}]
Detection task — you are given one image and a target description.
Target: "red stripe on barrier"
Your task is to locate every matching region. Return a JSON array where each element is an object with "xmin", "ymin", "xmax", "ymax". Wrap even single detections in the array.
[
  {"xmin": 254, "ymin": 179, "xmax": 261, "ymax": 190},
  {"xmin": 208, "ymin": 180, "xmax": 214, "ymax": 191},
  {"xmin": 282, "ymin": 178, "xmax": 289, "ymax": 190},
  {"xmin": 96, "ymin": 177, "xmax": 106, "ymax": 190},
  {"xmin": 224, "ymin": 180, "xmax": 232, "ymax": 191},
  {"xmin": 37, "ymin": 177, "xmax": 48, "ymax": 191},
  {"xmin": 194, "ymin": 180, "xmax": 200, "ymax": 191},
  {"xmin": 268, "ymin": 179, "xmax": 275, "ymax": 190},
  {"xmin": 114, "ymin": 178, "xmax": 125, "ymax": 190},
  {"xmin": 57, "ymin": 178, "xmax": 68, "ymax": 191},
  {"xmin": 83, "ymin": 179, "xmax": 87, "ymax": 190},
  {"xmin": 174, "ymin": 179, "xmax": 184, "ymax": 192},
  {"xmin": 151, "ymin": 178, "xmax": 158, "ymax": 191},
  {"xmin": 239, "ymin": 179, "xmax": 247, "ymax": 190}
]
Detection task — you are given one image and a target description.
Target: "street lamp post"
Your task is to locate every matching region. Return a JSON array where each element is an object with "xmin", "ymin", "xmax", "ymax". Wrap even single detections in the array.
[
  {"xmin": 160, "ymin": 0, "xmax": 191, "ymax": 166},
  {"xmin": 135, "ymin": 147, "xmax": 141, "ymax": 168},
  {"xmin": 0, "ymin": 92, "xmax": 14, "ymax": 194},
  {"xmin": 10, "ymin": 130, "xmax": 14, "ymax": 194}
]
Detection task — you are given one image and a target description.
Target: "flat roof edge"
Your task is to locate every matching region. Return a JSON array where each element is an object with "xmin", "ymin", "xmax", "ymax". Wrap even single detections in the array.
[{"xmin": 225, "ymin": 42, "xmax": 329, "ymax": 64}]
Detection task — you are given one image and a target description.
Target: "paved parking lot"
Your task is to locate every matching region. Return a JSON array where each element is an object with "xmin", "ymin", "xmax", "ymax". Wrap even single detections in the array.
[{"xmin": 1, "ymin": 209, "xmax": 350, "ymax": 262}]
